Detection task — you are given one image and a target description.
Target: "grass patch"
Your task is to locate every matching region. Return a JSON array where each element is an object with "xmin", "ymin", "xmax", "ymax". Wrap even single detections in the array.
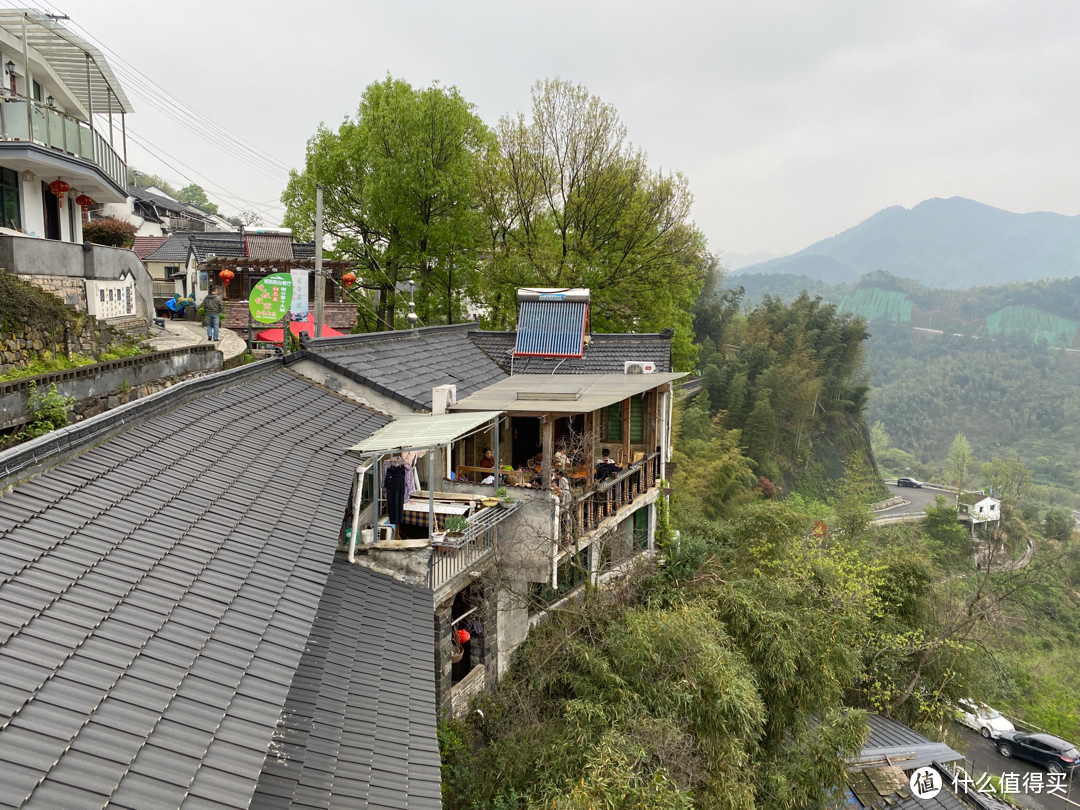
[{"xmin": 0, "ymin": 344, "xmax": 148, "ymax": 382}]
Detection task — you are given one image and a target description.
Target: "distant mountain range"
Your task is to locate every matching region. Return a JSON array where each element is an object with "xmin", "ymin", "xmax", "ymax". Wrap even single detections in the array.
[
  {"xmin": 721, "ymin": 250, "xmax": 782, "ymax": 270},
  {"xmin": 735, "ymin": 197, "xmax": 1080, "ymax": 288}
]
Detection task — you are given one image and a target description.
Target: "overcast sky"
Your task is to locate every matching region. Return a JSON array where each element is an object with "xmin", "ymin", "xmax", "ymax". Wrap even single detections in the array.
[{"xmin": 52, "ymin": 0, "xmax": 1080, "ymax": 257}]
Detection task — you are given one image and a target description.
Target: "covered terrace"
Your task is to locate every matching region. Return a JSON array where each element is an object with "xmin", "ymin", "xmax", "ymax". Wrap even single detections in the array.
[{"xmin": 344, "ymin": 410, "xmax": 520, "ymax": 591}]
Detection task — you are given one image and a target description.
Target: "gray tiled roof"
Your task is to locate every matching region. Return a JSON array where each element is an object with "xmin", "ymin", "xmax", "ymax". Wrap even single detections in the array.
[
  {"xmin": 471, "ymin": 331, "xmax": 673, "ymax": 374},
  {"xmin": 190, "ymin": 234, "xmax": 246, "ymax": 264},
  {"xmin": 305, "ymin": 324, "xmax": 508, "ymax": 411},
  {"xmin": 250, "ymin": 556, "xmax": 441, "ymax": 810},
  {"xmin": 0, "ymin": 369, "xmax": 404, "ymax": 809},
  {"xmin": 143, "ymin": 234, "xmax": 192, "ymax": 264}
]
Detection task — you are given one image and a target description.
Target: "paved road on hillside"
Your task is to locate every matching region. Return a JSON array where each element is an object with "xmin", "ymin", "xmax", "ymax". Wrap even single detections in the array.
[
  {"xmin": 954, "ymin": 725, "xmax": 1080, "ymax": 809},
  {"xmin": 875, "ymin": 482, "xmax": 948, "ymax": 517}
]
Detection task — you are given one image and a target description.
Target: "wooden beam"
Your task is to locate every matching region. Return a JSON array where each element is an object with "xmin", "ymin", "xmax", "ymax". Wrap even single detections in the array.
[
  {"xmin": 542, "ymin": 414, "xmax": 554, "ymax": 490},
  {"xmin": 621, "ymin": 398, "xmax": 631, "ymax": 467},
  {"xmin": 586, "ymin": 410, "xmax": 596, "ymax": 489}
]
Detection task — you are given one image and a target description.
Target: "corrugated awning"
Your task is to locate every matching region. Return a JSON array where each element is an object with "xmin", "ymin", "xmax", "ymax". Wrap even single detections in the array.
[
  {"xmin": 0, "ymin": 9, "xmax": 133, "ymax": 114},
  {"xmin": 451, "ymin": 373, "xmax": 686, "ymax": 414},
  {"xmin": 348, "ymin": 411, "xmax": 503, "ymax": 454},
  {"xmin": 514, "ymin": 300, "xmax": 588, "ymax": 357}
]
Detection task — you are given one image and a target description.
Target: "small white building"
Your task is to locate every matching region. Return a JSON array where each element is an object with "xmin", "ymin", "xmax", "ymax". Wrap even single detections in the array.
[{"xmin": 970, "ymin": 496, "xmax": 1002, "ymax": 524}]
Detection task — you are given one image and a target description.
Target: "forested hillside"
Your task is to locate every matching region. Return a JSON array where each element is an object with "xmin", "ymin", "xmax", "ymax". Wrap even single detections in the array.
[
  {"xmin": 736, "ymin": 196, "xmax": 1080, "ymax": 288},
  {"xmin": 865, "ymin": 325, "xmax": 1080, "ymax": 501},
  {"xmin": 691, "ymin": 274, "xmax": 881, "ymax": 498}
]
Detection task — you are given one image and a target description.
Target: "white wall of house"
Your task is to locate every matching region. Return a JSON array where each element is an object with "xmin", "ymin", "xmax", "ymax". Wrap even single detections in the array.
[
  {"xmin": 19, "ymin": 174, "xmax": 44, "ymax": 238},
  {"xmin": 101, "ymin": 198, "xmax": 165, "ymax": 238}
]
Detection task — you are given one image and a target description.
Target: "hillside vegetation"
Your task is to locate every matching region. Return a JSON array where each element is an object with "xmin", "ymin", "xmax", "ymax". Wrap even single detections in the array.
[
  {"xmin": 692, "ymin": 274, "xmax": 882, "ymax": 499},
  {"xmin": 735, "ymin": 197, "xmax": 1080, "ymax": 288}
]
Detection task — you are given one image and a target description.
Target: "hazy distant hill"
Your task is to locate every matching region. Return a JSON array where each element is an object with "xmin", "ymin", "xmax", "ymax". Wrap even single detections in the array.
[
  {"xmin": 736, "ymin": 197, "xmax": 1080, "ymax": 288},
  {"xmin": 720, "ymin": 250, "xmax": 782, "ymax": 270}
]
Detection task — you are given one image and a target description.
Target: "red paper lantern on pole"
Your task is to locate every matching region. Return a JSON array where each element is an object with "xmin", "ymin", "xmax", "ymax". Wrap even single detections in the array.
[
  {"xmin": 74, "ymin": 193, "xmax": 94, "ymax": 211},
  {"xmin": 342, "ymin": 272, "xmax": 356, "ymax": 289},
  {"xmin": 218, "ymin": 269, "xmax": 235, "ymax": 289},
  {"xmin": 49, "ymin": 178, "xmax": 70, "ymax": 208},
  {"xmin": 456, "ymin": 629, "xmax": 470, "ymax": 644}
]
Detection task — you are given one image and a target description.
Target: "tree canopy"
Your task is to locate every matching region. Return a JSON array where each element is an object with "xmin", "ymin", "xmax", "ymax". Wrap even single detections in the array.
[
  {"xmin": 282, "ymin": 77, "xmax": 707, "ymax": 366},
  {"xmin": 177, "ymin": 184, "xmax": 219, "ymax": 215},
  {"xmin": 283, "ymin": 76, "xmax": 491, "ymax": 331}
]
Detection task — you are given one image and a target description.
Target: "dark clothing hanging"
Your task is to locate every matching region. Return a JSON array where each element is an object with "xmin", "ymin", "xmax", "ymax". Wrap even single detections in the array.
[{"xmin": 384, "ymin": 464, "xmax": 408, "ymax": 526}]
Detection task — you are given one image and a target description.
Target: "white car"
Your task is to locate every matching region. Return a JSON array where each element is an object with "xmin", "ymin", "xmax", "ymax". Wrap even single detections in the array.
[{"xmin": 955, "ymin": 699, "xmax": 1015, "ymax": 739}]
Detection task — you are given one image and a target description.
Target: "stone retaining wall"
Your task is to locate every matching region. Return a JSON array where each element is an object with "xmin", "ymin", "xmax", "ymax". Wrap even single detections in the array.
[
  {"xmin": 0, "ymin": 317, "xmax": 124, "ymax": 375},
  {"xmin": 19, "ymin": 274, "xmax": 87, "ymax": 311}
]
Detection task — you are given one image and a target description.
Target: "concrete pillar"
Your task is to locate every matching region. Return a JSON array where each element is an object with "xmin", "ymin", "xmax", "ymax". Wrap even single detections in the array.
[
  {"xmin": 434, "ymin": 600, "xmax": 454, "ymax": 714},
  {"xmin": 476, "ymin": 579, "xmax": 500, "ymax": 691},
  {"xmin": 647, "ymin": 501, "xmax": 657, "ymax": 551}
]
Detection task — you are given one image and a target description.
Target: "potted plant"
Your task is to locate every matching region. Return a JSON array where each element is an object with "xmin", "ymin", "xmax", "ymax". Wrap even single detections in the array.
[
  {"xmin": 443, "ymin": 515, "xmax": 469, "ymax": 538},
  {"xmin": 498, "ymin": 486, "xmax": 517, "ymax": 509}
]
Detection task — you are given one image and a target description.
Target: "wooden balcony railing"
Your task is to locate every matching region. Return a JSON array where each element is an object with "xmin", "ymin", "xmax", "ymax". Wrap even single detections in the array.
[{"xmin": 563, "ymin": 452, "xmax": 659, "ymax": 545}]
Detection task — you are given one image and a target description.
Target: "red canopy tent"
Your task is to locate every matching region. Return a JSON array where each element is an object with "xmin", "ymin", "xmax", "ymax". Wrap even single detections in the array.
[{"xmin": 256, "ymin": 315, "xmax": 344, "ymax": 344}]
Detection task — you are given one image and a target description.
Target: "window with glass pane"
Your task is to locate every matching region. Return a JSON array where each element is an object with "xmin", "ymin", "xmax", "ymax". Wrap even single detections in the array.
[{"xmin": 0, "ymin": 168, "xmax": 20, "ymax": 230}]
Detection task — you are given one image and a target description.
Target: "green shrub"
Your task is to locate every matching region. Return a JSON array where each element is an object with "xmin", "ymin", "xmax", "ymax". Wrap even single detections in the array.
[
  {"xmin": 82, "ymin": 217, "xmax": 138, "ymax": 248},
  {"xmin": 19, "ymin": 381, "xmax": 75, "ymax": 439}
]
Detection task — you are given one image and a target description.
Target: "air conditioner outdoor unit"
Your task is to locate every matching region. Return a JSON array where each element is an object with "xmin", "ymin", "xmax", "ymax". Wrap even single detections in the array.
[
  {"xmin": 432, "ymin": 384, "xmax": 457, "ymax": 414},
  {"xmin": 624, "ymin": 361, "xmax": 657, "ymax": 374}
]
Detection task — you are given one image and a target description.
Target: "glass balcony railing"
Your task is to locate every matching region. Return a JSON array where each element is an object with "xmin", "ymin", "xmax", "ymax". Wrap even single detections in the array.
[{"xmin": 0, "ymin": 96, "xmax": 126, "ymax": 190}]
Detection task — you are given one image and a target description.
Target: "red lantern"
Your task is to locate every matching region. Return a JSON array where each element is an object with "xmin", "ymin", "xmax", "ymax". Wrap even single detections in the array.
[
  {"xmin": 74, "ymin": 194, "xmax": 93, "ymax": 211},
  {"xmin": 456, "ymin": 629, "xmax": 470, "ymax": 644},
  {"xmin": 218, "ymin": 269, "xmax": 235, "ymax": 287},
  {"xmin": 342, "ymin": 272, "xmax": 356, "ymax": 289},
  {"xmin": 49, "ymin": 178, "xmax": 70, "ymax": 208}
]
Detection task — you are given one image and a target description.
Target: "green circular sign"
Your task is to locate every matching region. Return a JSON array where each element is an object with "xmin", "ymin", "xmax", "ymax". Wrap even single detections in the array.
[{"xmin": 248, "ymin": 273, "xmax": 294, "ymax": 323}]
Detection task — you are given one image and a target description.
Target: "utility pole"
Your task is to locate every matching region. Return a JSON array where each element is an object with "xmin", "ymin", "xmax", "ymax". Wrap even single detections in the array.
[{"xmin": 314, "ymin": 184, "xmax": 324, "ymax": 338}]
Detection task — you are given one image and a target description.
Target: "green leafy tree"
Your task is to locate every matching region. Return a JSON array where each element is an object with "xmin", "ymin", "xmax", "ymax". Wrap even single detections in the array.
[
  {"xmin": 832, "ymin": 451, "xmax": 877, "ymax": 546},
  {"xmin": 870, "ymin": 420, "xmax": 891, "ymax": 464},
  {"xmin": 177, "ymin": 184, "xmax": 219, "ymax": 215},
  {"xmin": 1043, "ymin": 509, "xmax": 1074, "ymax": 543},
  {"xmin": 742, "ymin": 389, "xmax": 777, "ymax": 475},
  {"xmin": 946, "ymin": 433, "xmax": 976, "ymax": 508},
  {"xmin": 127, "ymin": 168, "xmax": 179, "ymax": 198},
  {"xmin": 476, "ymin": 78, "xmax": 707, "ymax": 369},
  {"xmin": 283, "ymin": 76, "xmax": 490, "ymax": 331}
]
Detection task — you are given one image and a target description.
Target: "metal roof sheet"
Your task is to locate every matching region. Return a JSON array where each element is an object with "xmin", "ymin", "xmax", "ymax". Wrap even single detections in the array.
[
  {"xmin": 348, "ymin": 411, "xmax": 502, "ymax": 453},
  {"xmin": 0, "ymin": 9, "xmax": 133, "ymax": 114},
  {"xmin": 451, "ymin": 373, "xmax": 685, "ymax": 413}
]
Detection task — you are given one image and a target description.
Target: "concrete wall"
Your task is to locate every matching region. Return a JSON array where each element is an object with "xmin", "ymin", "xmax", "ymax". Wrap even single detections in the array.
[
  {"xmin": 288, "ymin": 358, "xmax": 417, "ymax": 417},
  {"xmin": 0, "ymin": 345, "xmax": 222, "ymax": 429},
  {"xmin": 2, "ymin": 235, "xmax": 154, "ymax": 321}
]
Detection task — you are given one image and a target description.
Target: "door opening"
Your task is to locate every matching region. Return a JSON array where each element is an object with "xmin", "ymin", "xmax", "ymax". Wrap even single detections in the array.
[{"xmin": 40, "ymin": 181, "xmax": 61, "ymax": 240}]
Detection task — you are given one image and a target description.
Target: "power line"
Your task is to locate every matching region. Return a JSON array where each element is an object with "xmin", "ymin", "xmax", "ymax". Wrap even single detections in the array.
[
  {"xmin": 0, "ymin": 0, "xmax": 295, "ymax": 180},
  {"xmin": 61, "ymin": 14, "xmax": 294, "ymax": 175},
  {"xmin": 126, "ymin": 128, "xmax": 284, "ymax": 220}
]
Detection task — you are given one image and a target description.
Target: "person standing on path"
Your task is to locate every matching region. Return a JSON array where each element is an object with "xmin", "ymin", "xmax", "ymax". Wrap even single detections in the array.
[{"xmin": 202, "ymin": 287, "xmax": 224, "ymax": 342}]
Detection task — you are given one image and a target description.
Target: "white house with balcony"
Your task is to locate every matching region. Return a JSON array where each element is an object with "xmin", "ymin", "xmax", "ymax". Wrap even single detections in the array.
[{"xmin": 0, "ymin": 9, "xmax": 130, "ymax": 242}]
